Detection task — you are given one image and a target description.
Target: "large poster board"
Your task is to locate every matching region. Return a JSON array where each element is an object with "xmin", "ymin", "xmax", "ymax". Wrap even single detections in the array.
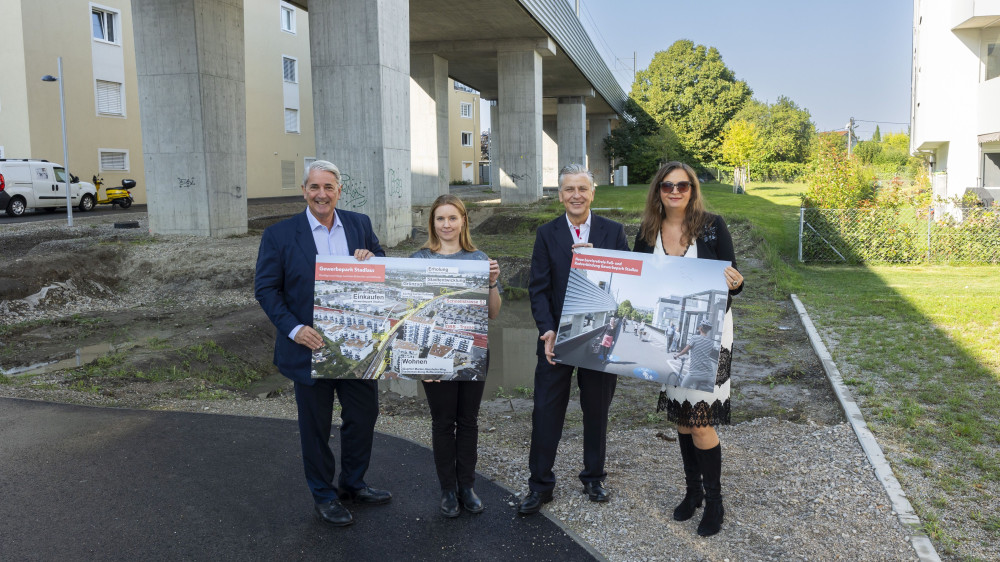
[
  {"xmin": 311, "ymin": 256, "xmax": 490, "ymax": 381},
  {"xmin": 552, "ymin": 248, "xmax": 730, "ymax": 389}
]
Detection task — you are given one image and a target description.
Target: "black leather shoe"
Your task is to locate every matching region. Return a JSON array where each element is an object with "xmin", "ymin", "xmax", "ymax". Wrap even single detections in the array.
[
  {"xmin": 440, "ymin": 490, "xmax": 460, "ymax": 518},
  {"xmin": 517, "ymin": 490, "xmax": 553, "ymax": 515},
  {"xmin": 458, "ymin": 487, "xmax": 484, "ymax": 514},
  {"xmin": 583, "ymin": 481, "xmax": 609, "ymax": 502},
  {"xmin": 314, "ymin": 500, "xmax": 353, "ymax": 526},
  {"xmin": 341, "ymin": 486, "xmax": 392, "ymax": 505}
]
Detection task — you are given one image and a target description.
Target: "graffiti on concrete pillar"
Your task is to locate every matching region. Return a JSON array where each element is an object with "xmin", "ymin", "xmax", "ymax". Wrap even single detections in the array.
[
  {"xmin": 387, "ymin": 168, "xmax": 403, "ymax": 199},
  {"xmin": 223, "ymin": 185, "xmax": 243, "ymax": 198},
  {"xmin": 178, "ymin": 177, "xmax": 197, "ymax": 189},
  {"xmin": 339, "ymin": 173, "xmax": 369, "ymax": 210}
]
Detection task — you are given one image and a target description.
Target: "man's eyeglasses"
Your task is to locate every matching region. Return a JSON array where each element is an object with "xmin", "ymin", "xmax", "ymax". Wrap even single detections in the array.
[{"xmin": 659, "ymin": 181, "xmax": 692, "ymax": 194}]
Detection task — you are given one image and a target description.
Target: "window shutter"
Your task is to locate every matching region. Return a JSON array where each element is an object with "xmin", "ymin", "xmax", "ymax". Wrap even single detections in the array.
[
  {"xmin": 100, "ymin": 152, "xmax": 127, "ymax": 171},
  {"xmin": 96, "ymin": 81, "xmax": 123, "ymax": 115},
  {"xmin": 285, "ymin": 108, "xmax": 299, "ymax": 133}
]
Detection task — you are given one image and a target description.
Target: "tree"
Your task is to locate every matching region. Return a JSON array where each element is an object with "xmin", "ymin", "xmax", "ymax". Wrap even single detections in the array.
[
  {"xmin": 604, "ymin": 99, "xmax": 686, "ymax": 183},
  {"xmin": 631, "ymin": 40, "xmax": 752, "ymax": 163},
  {"xmin": 872, "ymin": 125, "xmax": 881, "ymax": 143},
  {"xmin": 721, "ymin": 120, "xmax": 761, "ymax": 172},
  {"xmin": 731, "ymin": 96, "xmax": 815, "ymax": 163}
]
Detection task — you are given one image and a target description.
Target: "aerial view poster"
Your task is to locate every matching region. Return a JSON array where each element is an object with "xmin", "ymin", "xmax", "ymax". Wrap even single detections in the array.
[
  {"xmin": 311, "ymin": 256, "xmax": 490, "ymax": 381},
  {"xmin": 552, "ymin": 248, "xmax": 730, "ymax": 389}
]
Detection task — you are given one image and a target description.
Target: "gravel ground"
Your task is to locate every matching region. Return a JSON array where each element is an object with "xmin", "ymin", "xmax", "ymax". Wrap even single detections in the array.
[{"xmin": 0, "ymin": 204, "xmax": 923, "ymax": 561}]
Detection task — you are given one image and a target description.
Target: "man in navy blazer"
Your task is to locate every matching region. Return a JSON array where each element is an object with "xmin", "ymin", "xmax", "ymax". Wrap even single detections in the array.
[
  {"xmin": 518, "ymin": 163, "xmax": 630, "ymax": 515},
  {"xmin": 255, "ymin": 160, "xmax": 390, "ymax": 527}
]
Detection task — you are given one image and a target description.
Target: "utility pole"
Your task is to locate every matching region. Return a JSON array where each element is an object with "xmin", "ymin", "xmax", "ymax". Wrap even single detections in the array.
[
  {"xmin": 847, "ymin": 116, "xmax": 855, "ymax": 157},
  {"xmin": 633, "ymin": 51, "xmax": 637, "ymax": 84}
]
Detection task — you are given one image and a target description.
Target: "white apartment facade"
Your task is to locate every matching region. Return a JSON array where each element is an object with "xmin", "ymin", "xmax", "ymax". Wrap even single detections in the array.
[{"xmin": 911, "ymin": 0, "xmax": 1000, "ymax": 201}]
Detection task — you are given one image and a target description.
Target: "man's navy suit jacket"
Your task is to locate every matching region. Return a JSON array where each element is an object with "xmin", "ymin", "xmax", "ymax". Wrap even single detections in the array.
[
  {"xmin": 528, "ymin": 213, "xmax": 629, "ymax": 357},
  {"xmin": 254, "ymin": 209, "xmax": 384, "ymax": 385}
]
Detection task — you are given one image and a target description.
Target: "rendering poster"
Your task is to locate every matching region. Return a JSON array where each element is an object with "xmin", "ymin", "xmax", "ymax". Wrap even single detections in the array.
[
  {"xmin": 311, "ymin": 256, "xmax": 490, "ymax": 381},
  {"xmin": 552, "ymin": 248, "xmax": 730, "ymax": 389}
]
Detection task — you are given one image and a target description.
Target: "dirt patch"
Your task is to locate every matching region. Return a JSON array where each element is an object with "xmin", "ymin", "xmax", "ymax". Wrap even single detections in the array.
[{"xmin": 473, "ymin": 213, "xmax": 546, "ymax": 235}]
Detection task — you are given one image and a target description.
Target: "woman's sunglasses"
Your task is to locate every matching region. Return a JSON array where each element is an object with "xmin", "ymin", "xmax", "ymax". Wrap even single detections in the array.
[{"xmin": 658, "ymin": 180, "xmax": 692, "ymax": 194}]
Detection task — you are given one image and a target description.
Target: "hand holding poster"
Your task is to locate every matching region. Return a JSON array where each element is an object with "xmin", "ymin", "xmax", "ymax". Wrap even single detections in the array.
[
  {"xmin": 552, "ymin": 248, "xmax": 730, "ymax": 389},
  {"xmin": 311, "ymin": 256, "xmax": 490, "ymax": 380}
]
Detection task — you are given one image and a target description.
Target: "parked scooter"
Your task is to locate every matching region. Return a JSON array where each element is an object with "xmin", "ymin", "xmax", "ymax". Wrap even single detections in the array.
[{"xmin": 92, "ymin": 175, "xmax": 135, "ymax": 208}]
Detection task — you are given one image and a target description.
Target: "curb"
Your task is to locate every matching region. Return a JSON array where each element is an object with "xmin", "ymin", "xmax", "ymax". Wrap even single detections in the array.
[{"xmin": 791, "ymin": 294, "xmax": 940, "ymax": 562}]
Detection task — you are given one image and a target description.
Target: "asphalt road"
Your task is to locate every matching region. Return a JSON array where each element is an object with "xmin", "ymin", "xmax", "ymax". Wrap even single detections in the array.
[
  {"xmin": 0, "ymin": 398, "xmax": 598, "ymax": 561},
  {"xmin": 0, "ymin": 204, "xmax": 148, "ymax": 224}
]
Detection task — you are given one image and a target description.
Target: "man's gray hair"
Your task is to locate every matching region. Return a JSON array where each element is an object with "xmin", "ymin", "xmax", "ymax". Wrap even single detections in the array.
[
  {"xmin": 558, "ymin": 163, "xmax": 594, "ymax": 187},
  {"xmin": 303, "ymin": 160, "xmax": 341, "ymax": 186}
]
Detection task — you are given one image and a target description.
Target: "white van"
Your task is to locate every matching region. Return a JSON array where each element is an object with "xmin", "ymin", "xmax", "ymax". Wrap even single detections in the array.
[{"xmin": 0, "ymin": 159, "xmax": 98, "ymax": 217}]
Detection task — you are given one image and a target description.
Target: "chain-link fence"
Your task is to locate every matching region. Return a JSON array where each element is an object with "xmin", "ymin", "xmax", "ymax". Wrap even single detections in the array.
[{"xmin": 798, "ymin": 206, "xmax": 1000, "ymax": 264}]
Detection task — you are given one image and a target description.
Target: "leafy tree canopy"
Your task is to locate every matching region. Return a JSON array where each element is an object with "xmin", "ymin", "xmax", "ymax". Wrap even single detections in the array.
[
  {"xmin": 721, "ymin": 120, "xmax": 761, "ymax": 167},
  {"xmin": 631, "ymin": 40, "xmax": 752, "ymax": 163},
  {"xmin": 604, "ymin": 99, "xmax": 687, "ymax": 183},
  {"xmin": 731, "ymin": 96, "xmax": 815, "ymax": 163}
]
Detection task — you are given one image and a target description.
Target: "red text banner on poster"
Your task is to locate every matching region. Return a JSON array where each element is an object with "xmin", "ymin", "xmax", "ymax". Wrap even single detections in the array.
[
  {"xmin": 315, "ymin": 263, "xmax": 386, "ymax": 282},
  {"xmin": 571, "ymin": 253, "xmax": 644, "ymax": 276}
]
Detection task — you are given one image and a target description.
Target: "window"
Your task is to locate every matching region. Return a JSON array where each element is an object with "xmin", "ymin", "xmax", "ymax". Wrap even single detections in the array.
[
  {"xmin": 987, "ymin": 41, "xmax": 999, "ymax": 81},
  {"xmin": 283, "ymin": 56, "xmax": 297, "ymax": 83},
  {"xmin": 96, "ymin": 80, "xmax": 124, "ymax": 116},
  {"xmin": 460, "ymin": 102, "xmax": 473, "ymax": 119},
  {"xmin": 285, "ymin": 108, "xmax": 299, "ymax": 133},
  {"xmin": 91, "ymin": 6, "xmax": 118, "ymax": 43},
  {"xmin": 99, "ymin": 150, "xmax": 129, "ymax": 171},
  {"xmin": 461, "ymin": 132, "xmax": 473, "ymax": 147},
  {"xmin": 280, "ymin": 3, "xmax": 296, "ymax": 33},
  {"xmin": 985, "ymin": 27, "xmax": 1000, "ymax": 81},
  {"xmin": 984, "ymin": 152, "xmax": 1000, "ymax": 187}
]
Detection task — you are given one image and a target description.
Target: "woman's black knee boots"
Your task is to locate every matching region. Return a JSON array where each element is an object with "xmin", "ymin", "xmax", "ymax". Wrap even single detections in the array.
[
  {"xmin": 672, "ymin": 433, "xmax": 704, "ymax": 521},
  {"xmin": 694, "ymin": 443, "xmax": 723, "ymax": 536}
]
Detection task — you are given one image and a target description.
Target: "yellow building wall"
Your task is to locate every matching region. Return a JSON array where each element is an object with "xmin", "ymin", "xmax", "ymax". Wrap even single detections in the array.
[
  {"xmin": 15, "ymin": 0, "xmax": 145, "ymax": 201},
  {"xmin": 244, "ymin": 1, "xmax": 315, "ymax": 198},
  {"xmin": 5, "ymin": 0, "xmax": 314, "ymax": 206},
  {"xmin": 0, "ymin": 0, "xmax": 32, "ymax": 159},
  {"xmin": 447, "ymin": 80, "xmax": 481, "ymax": 184}
]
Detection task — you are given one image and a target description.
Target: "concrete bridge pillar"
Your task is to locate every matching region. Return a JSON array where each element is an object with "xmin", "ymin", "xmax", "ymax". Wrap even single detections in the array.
[
  {"xmin": 132, "ymin": 0, "xmax": 248, "ymax": 237},
  {"xmin": 542, "ymin": 116, "xmax": 558, "ymax": 188},
  {"xmin": 496, "ymin": 49, "xmax": 543, "ymax": 203},
  {"xmin": 587, "ymin": 114, "xmax": 615, "ymax": 186},
  {"xmin": 310, "ymin": 0, "xmax": 411, "ymax": 245},
  {"xmin": 410, "ymin": 54, "xmax": 449, "ymax": 205},
  {"xmin": 557, "ymin": 96, "xmax": 586, "ymax": 171},
  {"xmin": 489, "ymin": 101, "xmax": 500, "ymax": 191}
]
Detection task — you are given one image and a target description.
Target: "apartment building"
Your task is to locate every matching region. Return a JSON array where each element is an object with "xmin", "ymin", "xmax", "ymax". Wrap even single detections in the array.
[
  {"xmin": 448, "ymin": 80, "xmax": 481, "ymax": 185},
  {"xmin": 911, "ymin": 0, "xmax": 1000, "ymax": 201},
  {"xmin": 0, "ymin": 0, "xmax": 315, "ymax": 204}
]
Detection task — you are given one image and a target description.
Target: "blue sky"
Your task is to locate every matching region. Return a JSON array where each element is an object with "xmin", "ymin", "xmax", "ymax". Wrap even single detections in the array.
[{"xmin": 572, "ymin": 0, "xmax": 913, "ymax": 138}]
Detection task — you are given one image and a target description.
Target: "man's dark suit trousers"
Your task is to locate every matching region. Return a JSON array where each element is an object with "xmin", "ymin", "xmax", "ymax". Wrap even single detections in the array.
[
  {"xmin": 528, "ymin": 357, "xmax": 617, "ymax": 493},
  {"xmin": 293, "ymin": 379, "xmax": 378, "ymax": 503}
]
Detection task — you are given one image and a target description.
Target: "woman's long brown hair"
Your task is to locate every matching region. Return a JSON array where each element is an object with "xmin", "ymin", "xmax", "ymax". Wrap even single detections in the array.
[
  {"xmin": 422, "ymin": 194, "xmax": 477, "ymax": 252},
  {"xmin": 638, "ymin": 162, "xmax": 712, "ymax": 249}
]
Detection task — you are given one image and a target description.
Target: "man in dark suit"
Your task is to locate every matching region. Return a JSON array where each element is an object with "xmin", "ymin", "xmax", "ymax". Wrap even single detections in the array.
[
  {"xmin": 518, "ymin": 163, "xmax": 630, "ymax": 515},
  {"xmin": 255, "ymin": 160, "xmax": 390, "ymax": 527}
]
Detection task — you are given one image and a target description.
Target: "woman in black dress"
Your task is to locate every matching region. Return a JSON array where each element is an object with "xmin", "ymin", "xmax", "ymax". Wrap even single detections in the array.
[{"xmin": 632, "ymin": 162, "xmax": 744, "ymax": 537}]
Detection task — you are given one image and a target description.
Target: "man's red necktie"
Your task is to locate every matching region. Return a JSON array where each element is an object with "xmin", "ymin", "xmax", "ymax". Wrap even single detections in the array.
[{"xmin": 574, "ymin": 226, "xmax": 581, "ymax": 239}]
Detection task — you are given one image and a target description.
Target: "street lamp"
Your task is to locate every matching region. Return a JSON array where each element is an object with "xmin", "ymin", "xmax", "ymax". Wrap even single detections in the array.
[{"xmin": 41, "ymin": 56, "xmax": 73, "ymax": 227}]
